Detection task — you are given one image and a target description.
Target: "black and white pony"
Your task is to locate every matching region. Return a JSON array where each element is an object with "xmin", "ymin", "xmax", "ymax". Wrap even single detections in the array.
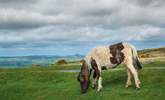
[{"xmin": 77, "ymin": 42, "xmax": 142, "ymax": 93}]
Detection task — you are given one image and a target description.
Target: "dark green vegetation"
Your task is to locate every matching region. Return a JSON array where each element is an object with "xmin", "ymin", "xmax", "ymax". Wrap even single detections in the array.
[
  {"xmin": 0, "ymin": 61, "xmax": 165, "ymax": 100},
  {"xmin": 55, "ymin": 59, "xmax": 67, "ymax": 65}
]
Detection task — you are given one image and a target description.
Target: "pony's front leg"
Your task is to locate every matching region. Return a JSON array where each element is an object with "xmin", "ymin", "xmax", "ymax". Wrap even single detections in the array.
[
  {"xmin": 97, "ymin": 67, "xmax": 103, "ymax": 92},
  {"xmin": 91, "ymin": 70, "xmax": 97, "ymax": 89},
  {"xmin": 90, "ymin": 58, "xmax": 103, "ymax": 92},
  {"xmin": 92, "ymin": 78, "xmax": 97, "ymax": 89},
  {"xmin": 97, "ymin": 76, "xmax": 103, "ymax": 92}
]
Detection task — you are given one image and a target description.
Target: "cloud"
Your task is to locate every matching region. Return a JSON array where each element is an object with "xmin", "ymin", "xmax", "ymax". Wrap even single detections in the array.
[
  {"xmin": 0, "ymin": 25, "xmax": 163, "ymax": 44},
  {"xmin": 0, "ymin": 9, "xmax": 73, "ymax": 29},
  {"xmin": 0, "ymin": 0, "xmax": 164, "ymax": 56},
  {"xmin": 127, "ymin": 0, "xmax": 165, "ymax": 7},
  {"xmin": 0, "ymin": 0, "xmax": 165, "ymax": 29}
]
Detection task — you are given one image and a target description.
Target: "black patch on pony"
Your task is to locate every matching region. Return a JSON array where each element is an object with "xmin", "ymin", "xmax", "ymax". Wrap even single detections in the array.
[
  {"xmin": 109, "ymin": 42, "xmax": 125, "ymax": 65},
  {"xmin": 91, "ymin": 58, "xmax": 100, "ymax": 79},
  {"xmin": 134, "ymin": 57, "xmax": 142, "ymax": 70}
]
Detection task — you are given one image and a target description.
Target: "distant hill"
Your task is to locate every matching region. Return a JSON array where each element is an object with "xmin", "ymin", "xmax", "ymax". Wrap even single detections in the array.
[
  {"xmin": 138, "ymin": 47, "xmax": 165, "ymax": 58},
  {"xmin": 0, "ymin": 54, "xmax": 84, "ymax": 68}
]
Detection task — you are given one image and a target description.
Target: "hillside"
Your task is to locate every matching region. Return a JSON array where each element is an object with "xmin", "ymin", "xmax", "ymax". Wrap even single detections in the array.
[{"xmin": 138, "ymin": 47, "xmax": 165, "ymax": 58}]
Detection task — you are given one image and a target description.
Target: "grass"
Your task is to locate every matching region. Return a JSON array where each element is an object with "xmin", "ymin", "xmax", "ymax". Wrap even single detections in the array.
[
  {"xmin": 48, "ymin": 63, "xmax": 81, "ymax": 70},
  {"xmin": 0, "ymin": 61, "xmax": 165, "ymax": 100}
]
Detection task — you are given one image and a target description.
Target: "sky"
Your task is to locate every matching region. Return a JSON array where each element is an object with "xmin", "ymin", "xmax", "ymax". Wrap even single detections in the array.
[{"xmin": 0, "ymin": 0, "xmax": 164, "ymax": 56}]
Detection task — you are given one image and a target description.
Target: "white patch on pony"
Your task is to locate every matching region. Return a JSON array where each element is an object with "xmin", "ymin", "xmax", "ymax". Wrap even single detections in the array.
[{"xmin": 84, "ymin": 46, "xmax": 116, "ymax": 70}]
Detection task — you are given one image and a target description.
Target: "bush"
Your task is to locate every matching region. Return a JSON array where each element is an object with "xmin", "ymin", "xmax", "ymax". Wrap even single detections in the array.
[
  {"xmin": 139, "ymin": 54, "xmax": 151, "ymax": 58},
  {"xmin": 55, "ymin": 59, "xmax": 67, "ymax": 65}
]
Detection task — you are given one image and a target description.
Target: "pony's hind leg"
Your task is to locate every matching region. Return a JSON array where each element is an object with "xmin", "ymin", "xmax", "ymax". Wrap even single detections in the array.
[
  {"xmin": 125, "ymin": 58, "xmax": 141, "ymax": 89},
  {"xmin": 125, "ymin": 69, "xmax": 132, "ymax": 88},
  {"xmin": 127, "ymin": 64, "xmax": 141, "ymax": 89}
]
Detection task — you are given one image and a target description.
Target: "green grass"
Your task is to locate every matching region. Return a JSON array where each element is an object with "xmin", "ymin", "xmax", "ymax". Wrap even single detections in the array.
[
  {"xmin": 48, "ymin": 63, "xmax": 81, "ymax": 70},
  {"xmin": 0, "ymin": 61, "xmax": 165, "ymax": 100},
  {"xmin": 142, "ymin": 61, "xmax": 165, "ymax": 67}
]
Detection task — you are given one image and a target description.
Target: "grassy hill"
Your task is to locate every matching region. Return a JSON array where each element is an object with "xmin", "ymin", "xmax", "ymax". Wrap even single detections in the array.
[
  {"xmin": 137, "ymin": 47, "xmax": 165, "ymax": 63},
  {"xmin": 138, "ymin": 47, "xmax": 165, "ymax": 58}
]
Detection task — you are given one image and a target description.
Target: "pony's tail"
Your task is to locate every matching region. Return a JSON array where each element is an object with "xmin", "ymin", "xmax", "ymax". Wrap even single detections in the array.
[{"xmin": 131, "ymin": 45, "xmax": 142, "ymax": 70}]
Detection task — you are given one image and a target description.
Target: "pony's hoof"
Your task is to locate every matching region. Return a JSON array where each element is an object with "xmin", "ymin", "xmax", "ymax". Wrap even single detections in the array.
[
  {"xmin": 137, "ymin": 80, "xmax": 141, "ymax": 85},
  {"xmin": 125, "ymin": 85, "xmax": 129, "ymax": 88},
  {"xmin": 91, "ymin": 85, "xmax": 96, "ymax": 89},
  {"xmin": 136, "ymin": 87, "xmax": 140, "ymax": 90},
  {"xmin": 125, "ymin": 83, "xmax": 132, "ymax": 88},
  {"xmin": 97, "ymin": 87, "xmax": 103, "ymax": 92}
]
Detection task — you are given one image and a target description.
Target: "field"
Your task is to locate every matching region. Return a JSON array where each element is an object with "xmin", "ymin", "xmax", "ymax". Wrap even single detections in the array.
[
  {"xmin": 0, "ymin": 48, "xmax": 165, "ymax": 100},
  {"xmin": 0, "ymin": 60, "xmax": 164, "ymax": 100}
]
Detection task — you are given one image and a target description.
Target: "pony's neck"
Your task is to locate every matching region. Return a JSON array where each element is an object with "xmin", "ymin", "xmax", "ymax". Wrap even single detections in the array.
[{"xmin": 81, "ymin": 60, "xmax": 91, "ymax": 78}]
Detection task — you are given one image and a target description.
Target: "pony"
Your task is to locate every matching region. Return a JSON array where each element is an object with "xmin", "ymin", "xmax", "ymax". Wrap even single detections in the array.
[{"xmin": 77, "ymin": 42, "xmax": 142, "ymax": 93}]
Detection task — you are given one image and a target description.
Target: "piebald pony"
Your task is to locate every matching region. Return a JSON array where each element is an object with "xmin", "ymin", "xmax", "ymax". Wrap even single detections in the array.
[{"xmin": 77, "ymin": 42, "xmax": 142, "ymax": 93}]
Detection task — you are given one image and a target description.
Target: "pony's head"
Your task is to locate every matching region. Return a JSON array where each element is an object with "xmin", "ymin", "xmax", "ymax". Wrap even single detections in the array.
[{"xmin": 77, "ymin": 60, "xmax": 91, "ymax": 93}]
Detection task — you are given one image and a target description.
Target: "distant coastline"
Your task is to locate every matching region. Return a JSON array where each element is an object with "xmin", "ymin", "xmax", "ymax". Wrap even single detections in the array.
[{"xmin": 0, "ymin": 54, "xmax": 84, "ymax": 68}]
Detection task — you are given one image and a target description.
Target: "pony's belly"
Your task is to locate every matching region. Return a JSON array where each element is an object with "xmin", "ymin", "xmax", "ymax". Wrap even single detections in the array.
[
  {"xmin": 107, "ymin": 64, "xmax": 117, "ymax": 68},
  {"xmin": 101, "ymin": 63, "xmax": 117, "ymax": 69}
]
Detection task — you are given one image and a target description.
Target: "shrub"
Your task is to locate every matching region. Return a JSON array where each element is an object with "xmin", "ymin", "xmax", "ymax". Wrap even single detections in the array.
[{"xmin": 55, "ymin": 59, "xmax": 67, "ymax": 65}]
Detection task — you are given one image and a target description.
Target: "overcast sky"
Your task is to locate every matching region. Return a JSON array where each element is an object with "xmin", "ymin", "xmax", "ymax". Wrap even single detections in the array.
[{"xmin": 0, "ymin": 0, "xmax": 165, "ymax": 56}]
